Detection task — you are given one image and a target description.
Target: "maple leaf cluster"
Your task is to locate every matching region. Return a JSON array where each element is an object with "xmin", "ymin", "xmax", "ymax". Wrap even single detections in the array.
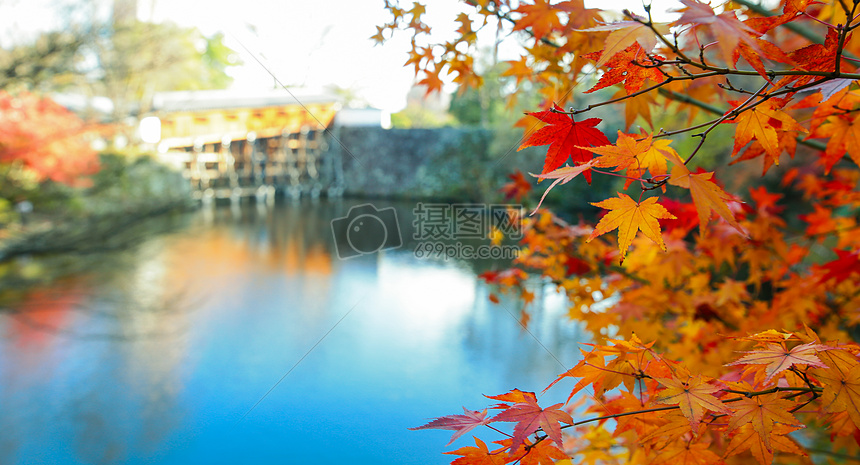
[
  {"xmin": 415, "ymin": 330, "xmax": 860, "ymax": 465},
  {"xmin": 384, "ymin": 0, "xmax": 860, "ymax": 463}
]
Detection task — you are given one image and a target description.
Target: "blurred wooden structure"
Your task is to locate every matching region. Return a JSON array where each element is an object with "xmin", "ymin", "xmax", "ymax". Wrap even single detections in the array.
[{"xmin": 149, "ymin": 90, "xmax": 343, "ymax": 200}]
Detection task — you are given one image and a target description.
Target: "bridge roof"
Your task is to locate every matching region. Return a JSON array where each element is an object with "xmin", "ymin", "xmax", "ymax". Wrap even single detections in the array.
[{"xmin": 151, "ymin": 89, "xmax": 341, "ymax": 113}]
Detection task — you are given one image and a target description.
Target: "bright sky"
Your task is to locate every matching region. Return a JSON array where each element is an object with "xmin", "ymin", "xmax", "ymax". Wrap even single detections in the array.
[
  {"xmin": 1, "ymin": 0, "xmax": 680, "ymax": 112},
  {"xmin": 145, "ymin": 0, "xmax": 513, "ymax": 112}
]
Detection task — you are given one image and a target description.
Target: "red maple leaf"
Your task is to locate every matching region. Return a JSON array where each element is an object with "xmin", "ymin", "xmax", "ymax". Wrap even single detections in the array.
[
  {"xmin": 818, "ymin": 249, "xmax": 860, "ymax": 284},
  {"xmin": 500, "ymin": 170, "xmax": 533, "ymax": 201},
  {"xmin": 776, "ymin": 28, "xmax": 846, "ymax": 89},
  {"xmin": 491, "ymin": 397, "xmax": 573, "ymax": 452},
  {"xmin": 409, "ymin": 407, "xmax": 493, "ymax": 446},
  {"xmin": 517, "ymin": 104, "xmax": 610, "ymax": 182},
  {"xmin": 582, "ymin": 44, "xmax": 666, "ymax": 94},
  {"xmin": 744, "ymin": 0, "xmax": 811, "ymax": 35}
]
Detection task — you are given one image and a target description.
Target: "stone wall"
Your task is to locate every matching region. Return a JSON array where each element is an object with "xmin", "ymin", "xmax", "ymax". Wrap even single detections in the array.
[
  {"xmin": 326, "ymin": 126, "xmax": 619, "ymax": 206},
  {"xmin": 328, "ymin": 126, "xmax": 493, "ymax": 201}
]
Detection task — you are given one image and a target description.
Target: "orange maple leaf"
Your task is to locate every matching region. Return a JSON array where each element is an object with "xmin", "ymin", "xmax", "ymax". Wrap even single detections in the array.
[
  {"xmin": 811, "ymin": 349, "xmax": 860, "ymax": 429},
  {"xmin": 744, "ymin": 0, "xmax": 811, "ymax": 35},
  {"xmin": 586, "ymin": 193, "xmax": 676, "ymax": 263},
  {"xmin": 512, "ymin": 0, "xmax": 574, "ymax": 41},
  {"xmin": 444, "ymin": 437, "xmax": 509, "ymax": 465},
  {"xmin": 491, "ymin": 398, "xmax": 573, "ymax": 451},
  {"xmin": 614, "ymin": 88, "xmax": 656, "ymax": 129},
  {"xmin": 726, "ymin": 393, "xmax": 801, "ymax": 450},
  {"xmin": 808, "ymin": 113, "xmax": 860, "ymax": 173},
  {"xmin": 731, "ymin": 101, "xmax": 806, "ymax": 165},
  {"xmin": 654, "ymin": 375, "xmax": 730, "ymax": 427},
  {"xmin": 544, "ymin": 350, "xmax": 608, "ymax": 402},
  {"xmin": 519, "ymin": 439, "xmax": 568, "ymax": 465},
  {"xmin": 485, "ymin": 389, "xmax": 538, "ymax": 408},
  {"xmin": 404, "ymin": 45, "xmax": 433, "ymax": 73},
  {"xmin": 502, "ymin": 57, "xmax": 533, "ymax": 87},
  {"xmin": 639, "ymin": 411, "xmax": 698, "ymax": 449},
  {"xmin": 724, "ymin": 423, "xmax": 807, "ymax": 465},
  {"xmin": 668, "ymin": 154, "xmax": 746, "ymax": 236},
  {"xmin": 725, "ymin": 341, "xmax": 829, "ymax": 384},
  {"xmin": 418, "ymin": 63, "xmax": 445, "ymax": 95},
  {"xmin": 370, "ymin": 25, "xmax": 386, "ymax": 44},
  {"xmin": 736, "ymin": 330, "xmax": 796, "ymax": 345},
  {"xmin": 586, "ymin": 132, "xmax": 677, "ymax": 189},
  {"xmin": 730, "ymin": 131, "xmax": 798, "ymax": 175},
  {"xmin": 518, "ymin": 105, "xmax": 610, "ymax": 182},
  {"xmin": 650, "ymin": 439, "xmax": 721, "ymax": 465}
]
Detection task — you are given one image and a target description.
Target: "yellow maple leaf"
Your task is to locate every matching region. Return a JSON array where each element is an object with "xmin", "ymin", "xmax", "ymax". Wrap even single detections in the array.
[
  {"xmin": 585, "ymin": 132, "xmax": 677, "ymax": 189},
  {"xmin": 586, "ymin": 193, "xmax": 676, "ymax": 263}
]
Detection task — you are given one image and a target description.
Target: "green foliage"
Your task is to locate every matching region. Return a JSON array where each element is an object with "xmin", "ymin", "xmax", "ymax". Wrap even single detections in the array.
[
  {"xmin": 94, "ymin": 19, "xmax": 239, "ymax": 117},
  {"xmin": 0, "ymin": 30, "xmax": 86, "ymax": 92},
  {"xmin": 390, "ymin": 104, "xmax": 455, "ymax": 128}
]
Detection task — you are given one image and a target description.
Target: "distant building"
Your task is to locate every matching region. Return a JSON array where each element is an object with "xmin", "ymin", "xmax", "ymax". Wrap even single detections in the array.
[
  {"xmin": 333, "ymin": 108, "xmax": 390, "ymax": 129},
  {"xmin": 149, "ymin": 89, "xmax": 340, "ymax": 149}
]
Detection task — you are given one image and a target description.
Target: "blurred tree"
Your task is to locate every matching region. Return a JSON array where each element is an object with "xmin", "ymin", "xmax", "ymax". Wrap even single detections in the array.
[
  {"xmin": 448, "ymin": 53, "xmax": 544, "ymax": 128},
  {"xmin": 390, "ymin": 83, "xmax": 455, "ymax": 128},
  {"xmin": 0, "ymin": 8, "xmax": 240, "ymax": 120},
  {"xmin": 325, "ymin": 84, "xmax": 370, "ymax": 108},
  {"xmin": 92, "ymin": 19, "xmax": 240, "ymax": 119},
  {"xmin": 448, "ymin": 62, "xmax": 506, "ymax": 127},
  {"xmin": 0, "ymin": 30, "xmax": 88, "ymax": 92}
]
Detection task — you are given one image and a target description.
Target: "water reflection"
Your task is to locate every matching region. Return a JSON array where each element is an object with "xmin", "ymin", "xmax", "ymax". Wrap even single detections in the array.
[{"xmin": 0, "ymin": 199, "xmax": 585, "ymax": 465}]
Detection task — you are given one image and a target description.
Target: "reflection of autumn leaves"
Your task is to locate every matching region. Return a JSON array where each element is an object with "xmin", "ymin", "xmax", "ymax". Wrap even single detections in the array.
[
  {"xmin": 167, "ymin": 228, "xmax": 333, "ymax": 286},
  {"xmin": 9, "ymin": 281, "xmax": 85, "ymax": 348}
]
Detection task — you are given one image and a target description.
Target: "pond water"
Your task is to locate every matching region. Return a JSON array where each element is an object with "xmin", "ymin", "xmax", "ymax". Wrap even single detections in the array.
[{"xmin": 0, "ymin": 199, "xmax": 587, "ymax": 465}]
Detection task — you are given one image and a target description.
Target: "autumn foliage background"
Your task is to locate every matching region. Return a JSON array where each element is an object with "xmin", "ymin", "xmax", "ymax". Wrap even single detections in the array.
[{"xmin": 379, "ymin": 0, "xmax": 860, "ymax": 464}]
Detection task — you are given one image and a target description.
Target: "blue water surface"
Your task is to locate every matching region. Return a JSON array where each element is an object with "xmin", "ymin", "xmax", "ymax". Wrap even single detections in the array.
[{"xmin": 0, "ymin": 199, "xmax": 586, "ymax": 465}]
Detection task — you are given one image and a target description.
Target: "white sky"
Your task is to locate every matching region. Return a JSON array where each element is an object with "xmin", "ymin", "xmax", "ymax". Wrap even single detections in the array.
[{"xmin": 1, "ymin": 0, "xmax": 679, "ymax": 112}]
